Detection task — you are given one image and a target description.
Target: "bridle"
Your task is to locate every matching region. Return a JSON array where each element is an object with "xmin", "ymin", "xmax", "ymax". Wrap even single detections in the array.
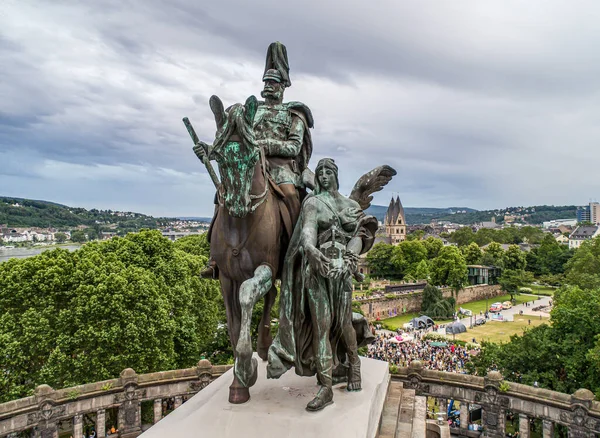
[{"xmin": 216, "ymin": 134, "xmax": 269, "ymax": 215}]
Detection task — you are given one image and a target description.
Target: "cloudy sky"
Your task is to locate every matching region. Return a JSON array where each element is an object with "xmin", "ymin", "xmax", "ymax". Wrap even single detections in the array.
[{"xmin": 2, "ymin": 0, "xmax": 600, "ymax": 217}]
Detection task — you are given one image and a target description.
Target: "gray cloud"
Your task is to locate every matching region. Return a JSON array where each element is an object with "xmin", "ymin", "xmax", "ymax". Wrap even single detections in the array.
[{"xmin": 1, "ymin": 0, "xmax": 600, "ymax": 216}]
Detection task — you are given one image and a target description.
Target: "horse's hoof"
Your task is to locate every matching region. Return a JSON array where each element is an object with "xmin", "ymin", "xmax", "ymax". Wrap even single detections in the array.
[{"xmin": 229, "ymin": 386, "xmax": 250, "ymax": 404}]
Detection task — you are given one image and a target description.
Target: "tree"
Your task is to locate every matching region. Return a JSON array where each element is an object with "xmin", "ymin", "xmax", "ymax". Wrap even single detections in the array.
[
  {"xmin": 498, "ymin": 269, "xmax": 534, "ymax": 299},
  {"xmin": 481, "ymin": 242, "xmax": 504, "ymax": 267},
  {"xmin": 0, "ymin": 230, "xmax": 222, "ymax": 402},
  {"xmin": 423, "ymin": 237, "xmax": 443, "ymax": 259},
  {"xmin": 414, "ymin": 260, "xmax": 430, "ymax": 281},
  {"xmin": 421, "ymin": 284, "xmax": 454, "ymax": 319},
  {"xmin": 471, "ymin": 285, "xmax": 600, "ymax": 398},
  {"xmin": 406, "ymin": 230, "xmax": 425, "ymax": 241},
  {"xmin": 565, "ymin": 237, "xmax": 600, "ymax": 290},
  {"xmin": 70, "ymin": 230, "xmax": 87, "ymax": 243},
  {"xmin": 503, "ymin": 244, "xmax": 527, "ymax": 270},
  {"xmin": 527, "ymin": 234, "xmax": 572, "ymax": 277},
  {"xmin": 473, "ymin": 228, "xmax": 495, "ymax": 246},
  {"xmin": 430, "ymin": 246, "xmax": 468, "ymax": 302},
  {"xmin": 393, "ymin": 240, "xmax": 428, "ymax": 276},
  {"xmin": 173, "ymin": 233, "xmax": 211, "ymax": 259},
  {"xmin": 366, "ymin": 243, "xmax": 398, "ymax": 279},
  {"xmin": 86, "ymin": 228, "xmax": 99, "ymax": 241},
  {"xmin": 54, "ymin": 232, "xmax": 67, "ymax": 243},
  {"xmin": 462, "ymin": 242, "xmax": 482, "ymax": 265},
  {"xmin": 449, "ymin": 227, "xmax": 475, "ymax": 247}
]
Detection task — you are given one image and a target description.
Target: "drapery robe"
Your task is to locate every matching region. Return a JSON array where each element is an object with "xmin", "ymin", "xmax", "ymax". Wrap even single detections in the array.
[{"xmin": 267, "ymin": 195, "xmax": 378, "ymax": 380}]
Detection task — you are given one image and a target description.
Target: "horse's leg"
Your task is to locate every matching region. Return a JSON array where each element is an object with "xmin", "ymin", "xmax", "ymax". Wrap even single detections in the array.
[
  {"xmin": 235, "ymin": 264, "xmax": 273, "ymax": 387},
  {"xmin": 220, "ymin": 276, "xmax": 250, "ymax": 404},
  {"xmin": 257, "ymin": 286, "xmax": 277, "ymax": 361}
]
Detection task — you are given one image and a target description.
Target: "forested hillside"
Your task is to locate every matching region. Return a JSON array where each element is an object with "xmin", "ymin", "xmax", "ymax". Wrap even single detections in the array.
[{"xmin": 0, "ymin": 196, "xmax": 173, "ymax": 229}]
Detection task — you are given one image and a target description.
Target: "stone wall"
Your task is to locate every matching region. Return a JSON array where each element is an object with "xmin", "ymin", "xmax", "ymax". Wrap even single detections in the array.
[{"xmin": 358, "ymin": 284, "xmax": 502, "ymax": 320}]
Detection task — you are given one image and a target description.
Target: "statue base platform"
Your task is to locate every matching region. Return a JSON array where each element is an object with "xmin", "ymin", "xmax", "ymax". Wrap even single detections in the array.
[{"xmin": 141, "ymin": 356, "xmax": 390, "ymax": 438}]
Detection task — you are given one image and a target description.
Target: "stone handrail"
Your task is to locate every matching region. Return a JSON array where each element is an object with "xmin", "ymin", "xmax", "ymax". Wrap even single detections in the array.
[
  {"xmin": 0, "ymin": 359, "xmax": 232, "ymax": 438},
  {"xmin": 392, "ymin": 361, "xmax": 600, "ymax": 437}
]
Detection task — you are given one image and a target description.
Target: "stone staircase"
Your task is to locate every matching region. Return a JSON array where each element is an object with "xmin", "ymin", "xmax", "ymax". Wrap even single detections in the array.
[{"xmin": 377, "ymin": 381, "xmax": 446, "ymax": 438}]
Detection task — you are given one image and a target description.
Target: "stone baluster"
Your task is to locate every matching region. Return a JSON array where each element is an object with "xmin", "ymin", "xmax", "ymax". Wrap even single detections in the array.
[
  {"xmin": 173, "ymin": 396, "xmax": 183, "ymax": 409},
  {"xmin": 73, "ymin": 413, "xmax": 83, "ymax": 438},
  {"xmin": 460, "ymin": 402, "xmax": 468, "ymax": 430},
  {"xmin": 96, "ymin": 409, "xmax": 106, "ymax": 438},
  {"xmin": 519, "ymin": 413, "xmax": 530, "ymax": 438},
  {"xmin": 542, "ymin": 419, "xmax": 554, "ymax": 438},
  {"xmin": 154, "ymin": 399, "xmax": 163, "ymax": 423},
  {"xmin": 497, "ymin": 409, "xmax": 506, "ymax": 436},
  {"xmin": 438, "ymin": 398, "xmax": 448, "ymax": 420}
]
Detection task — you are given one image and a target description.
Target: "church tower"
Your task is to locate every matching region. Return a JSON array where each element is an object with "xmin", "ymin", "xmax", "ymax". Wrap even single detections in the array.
[{"xmin": 384, "ymin": 196, "xmax": 406, "ymax": 245}]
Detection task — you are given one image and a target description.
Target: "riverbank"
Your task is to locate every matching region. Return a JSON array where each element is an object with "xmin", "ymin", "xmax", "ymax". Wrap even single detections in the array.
[{"xmin": 0, "ymin": 244, "xmax": 82, "ymax": 263}]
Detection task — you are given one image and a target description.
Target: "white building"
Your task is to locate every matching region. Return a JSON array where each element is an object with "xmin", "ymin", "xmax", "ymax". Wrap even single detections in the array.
[
  {"xmin": 569, "ymin": 226, "xmax": 600, "ymax": 249},
  {"xmin": 542, "ymin": 219, "xmax": 578, "ymax": 229}
]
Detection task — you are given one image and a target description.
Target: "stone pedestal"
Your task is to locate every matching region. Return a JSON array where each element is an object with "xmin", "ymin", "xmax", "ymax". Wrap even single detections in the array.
[{"xmin": 141, "ymin": 356, "xmax": 389, "ymax": 438}]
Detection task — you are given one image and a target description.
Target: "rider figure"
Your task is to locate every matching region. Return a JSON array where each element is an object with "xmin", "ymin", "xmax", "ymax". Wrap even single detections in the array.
[{"xmin": 200, "ymin": 42, "xmax": 313, "ymax": 279}]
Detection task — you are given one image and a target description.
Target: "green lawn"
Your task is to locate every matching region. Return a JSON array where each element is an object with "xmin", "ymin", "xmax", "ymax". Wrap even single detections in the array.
[
  {"xmin": 527, "ymin": 284, "xmax": 557, "ymax": 296},
  {"xmin": 453, "ymin": 315, "xmax": 549, "ymax": 344}
]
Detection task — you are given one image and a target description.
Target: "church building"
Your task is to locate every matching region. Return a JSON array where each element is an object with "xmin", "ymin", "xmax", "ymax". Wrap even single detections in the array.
[{"xmin": 385, "ymin": 196, "xmax": 406, "ymax": 245}]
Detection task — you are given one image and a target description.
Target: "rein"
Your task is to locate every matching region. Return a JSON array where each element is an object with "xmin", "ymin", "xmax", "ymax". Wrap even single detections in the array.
[{"xmin": 248, "ymin": 147, "xmax": 269, "ymax": 212}]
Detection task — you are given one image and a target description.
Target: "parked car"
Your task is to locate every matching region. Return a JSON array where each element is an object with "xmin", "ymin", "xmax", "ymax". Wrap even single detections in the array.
[
  {"xmin": 475, "ymin": 318, "xmax": 486, "ymax": 326},
  {"xmin": 489, "ymin": 302, "xmax": 503, "ymax": 313},
  {"xmin": 502, "ymin": 301, "xmax": 513, "ymax": 310}
]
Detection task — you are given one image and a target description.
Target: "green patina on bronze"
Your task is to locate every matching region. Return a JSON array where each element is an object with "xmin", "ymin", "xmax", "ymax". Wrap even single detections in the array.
[{"xmin": 214, "ymin": 140, "xmax": 259, "ymax": 218}]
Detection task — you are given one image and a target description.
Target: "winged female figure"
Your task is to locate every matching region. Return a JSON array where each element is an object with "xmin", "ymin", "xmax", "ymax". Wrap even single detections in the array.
[{"xmin": 267, "ymin": 158, "xmax": 396, "ymax": 411}]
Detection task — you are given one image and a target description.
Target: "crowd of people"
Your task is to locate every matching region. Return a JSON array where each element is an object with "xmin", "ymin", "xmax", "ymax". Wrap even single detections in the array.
[{"xmin": 366, "ymin": 332, "xmax": 478, "ymax": 373}]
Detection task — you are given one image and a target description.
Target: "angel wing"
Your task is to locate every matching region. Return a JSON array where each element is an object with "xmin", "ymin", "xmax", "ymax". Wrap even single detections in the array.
[{"xmin": 349, "ymin": 165, "xmax": 397, "ymax": 211}]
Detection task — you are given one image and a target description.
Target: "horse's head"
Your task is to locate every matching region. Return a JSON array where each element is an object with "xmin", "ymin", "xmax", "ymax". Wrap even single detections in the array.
[{"xmin": 209, "ymin": 95, "xmax": 260, "ymax": 218}]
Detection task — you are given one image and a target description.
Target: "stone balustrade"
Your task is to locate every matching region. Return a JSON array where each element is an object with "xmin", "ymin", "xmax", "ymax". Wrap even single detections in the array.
[
  {"xmin": 0, "ymin": 359, "xmax": 231, "ymax": 438},
  {"xmin": 2, "ymin": 358, "xmax": 599, "ymax": 437},
  {"xmin": 392, "ymin": 361, "xmax": 600, "ymax": 437}
]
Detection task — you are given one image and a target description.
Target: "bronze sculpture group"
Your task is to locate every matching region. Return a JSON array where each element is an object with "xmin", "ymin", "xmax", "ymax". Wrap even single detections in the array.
[{"xmin": 184, "ymin": 42, "xmax": 396, "ymax": 411}]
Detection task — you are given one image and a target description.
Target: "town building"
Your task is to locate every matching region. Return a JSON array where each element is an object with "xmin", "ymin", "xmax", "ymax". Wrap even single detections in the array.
[
  {"xmin": 542, "ymin": 219, "xmax": 577, "ymax": 229},
  {"xmin": 568, "ymin": 225, "xmax": 600, "ymax": 249},
  {"xmin": 467, "ymin": 265, "xmax": 502, "ymax": 285},
  {"xmin": 577, "ymin": 202, "xmax": 600, "ymax": 225},
  {"xmin": 384, "ymin": 196, "xmax": 406, "ymax": 245},
  {"xmin": 474, "ymin": 217, "xmax": 500, "ymax": 230},
  {"xmin": 592, "ymin": 202, "xmax": 600, "ymax": 225},
  {"xmin": 555, "ymin": 234, "xmax": 569, "ymax": 244},
  {"xmin": 577, "ymin": 205, "xmax": 591, "ymax": 223}
]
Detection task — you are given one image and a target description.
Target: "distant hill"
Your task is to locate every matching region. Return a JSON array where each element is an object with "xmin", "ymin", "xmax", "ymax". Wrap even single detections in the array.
[
  {"xmin": 0, "ymin": 196, "xmax": 174, "ymax": 230},
  {"xmin": 366, "ymin": 204, "xmax": 578, "ymax": 225},
  {"xmin": 366, "ymin": 205, "xmax": 478, "ymax": 224}
]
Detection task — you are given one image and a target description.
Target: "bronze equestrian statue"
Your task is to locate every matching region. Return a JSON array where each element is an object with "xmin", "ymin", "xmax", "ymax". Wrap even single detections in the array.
[{"xmin": 183, "ymin": 42, "xmax": 396, "ymax": 411}]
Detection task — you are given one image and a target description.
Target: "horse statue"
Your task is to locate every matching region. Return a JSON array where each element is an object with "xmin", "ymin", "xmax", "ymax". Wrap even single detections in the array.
[{"xmin": 190, "ymin": 95, "xmax": 283, "ymax": 404}]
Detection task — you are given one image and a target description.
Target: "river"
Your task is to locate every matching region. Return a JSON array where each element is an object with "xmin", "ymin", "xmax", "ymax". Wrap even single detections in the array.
[{"xmin": 0, "ymin": 245, "xmax": 82, "ymax": 263}]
